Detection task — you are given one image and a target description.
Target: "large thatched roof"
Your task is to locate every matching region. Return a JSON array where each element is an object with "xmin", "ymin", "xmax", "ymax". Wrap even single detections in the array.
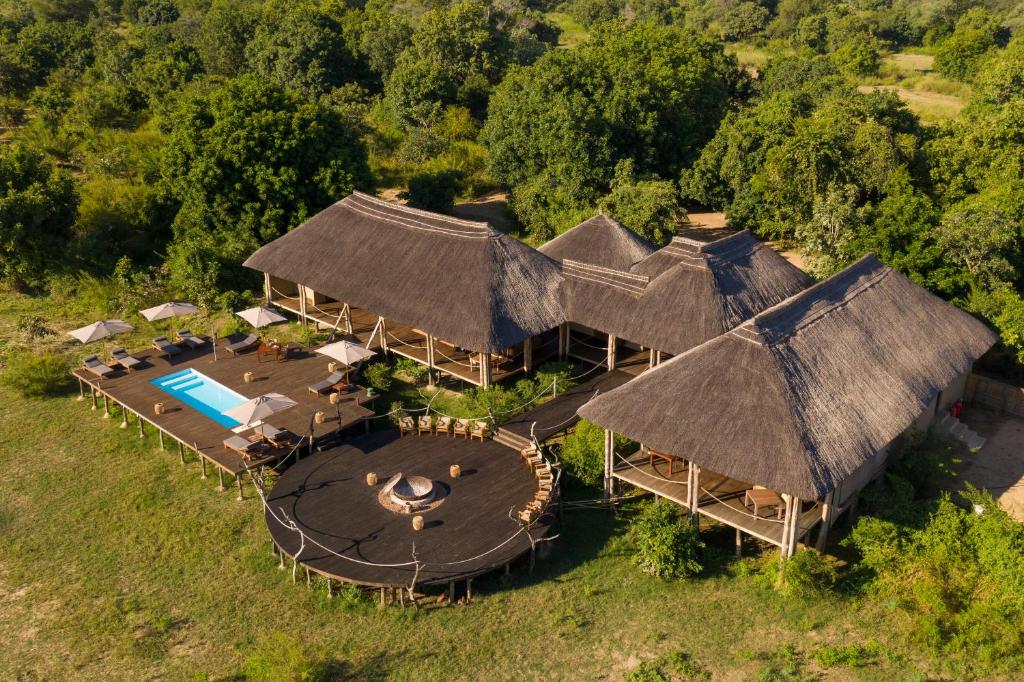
[
  {"xmin": 244, "ymin": 192, "xmax": 563, "ymax": 352},
  {"xmin": 579, "ymin": 255, "xmax": 998, "ymax": 499},
  {"xmin": 560, "ymin": 231, "xmax": 813, "ymax": 355},
  {"xmin": 538, "ymin": 215, "xmax": 657, "ymax": 270}
]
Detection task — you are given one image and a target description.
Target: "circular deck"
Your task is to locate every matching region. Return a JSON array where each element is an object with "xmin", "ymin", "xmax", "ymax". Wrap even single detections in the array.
[{"xmin": 265, "ymin": 431, "xmax": 553, "ymax": 587}]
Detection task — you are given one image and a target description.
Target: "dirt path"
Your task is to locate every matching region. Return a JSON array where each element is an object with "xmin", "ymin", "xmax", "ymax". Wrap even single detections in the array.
[{"xmin": 959, "ymin": 410, "xmax": 1024, "ymax": 521}]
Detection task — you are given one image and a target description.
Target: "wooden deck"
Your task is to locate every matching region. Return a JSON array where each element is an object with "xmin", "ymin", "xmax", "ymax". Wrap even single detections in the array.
[
  {"xmin": 612, "ymin": 451, "xmax": 822, "ymax": 547},
  {"xmin": 72, "ymin": 337, "xmax": 375, "ymax": 480},
  {"xmin": 266, "ymin": 431, "xmax": 553, "ymax": 587}
]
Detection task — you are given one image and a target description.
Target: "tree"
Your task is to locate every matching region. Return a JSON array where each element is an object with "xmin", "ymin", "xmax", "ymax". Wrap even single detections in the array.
[
  {"xmin": 484, "ymin": 21, "xmax": 738, "ymax": 238},
  {"xmin": 598, "ymin": 160, "xmax": 682, "ymax": 245},
  {"xmin": 935, "ymin": 207, "xmax": 1019, "ymax": 289},
  {"xmin": 160, "ymin": 75, "xmax": 373, "ymax": 299},
  {"xmin": 934, "ymin": 8, "xmax": 1002, "ymax": 81},
  {"xmin": 0, "ymin": 144, "xmax": 78, "ymax": 289},
  {"xmin": 795, "ymin": 183, "xmax": 861, "ymax": 276},
  {"xmin": 197, "ymin": 0, "xmax": 259, "ymax": 77}
]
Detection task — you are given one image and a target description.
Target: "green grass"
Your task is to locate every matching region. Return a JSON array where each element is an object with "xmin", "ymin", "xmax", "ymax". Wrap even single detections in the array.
[
  {"xmin": 859, "ymin": 52, "xmax": 971, "ymax": 123},
  {"xmin": 545, "ymin": 12, "xmax": 589, "ymax": 49},
  {"xmin": 0, "ymin": 291, "xmax": 946, "ymax": 678}
]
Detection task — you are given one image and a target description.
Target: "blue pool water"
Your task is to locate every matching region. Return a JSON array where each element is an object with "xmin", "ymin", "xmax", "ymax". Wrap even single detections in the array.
[{"xmin": 151, "ymin": 368, "xmax": 247, "ymax": 428}]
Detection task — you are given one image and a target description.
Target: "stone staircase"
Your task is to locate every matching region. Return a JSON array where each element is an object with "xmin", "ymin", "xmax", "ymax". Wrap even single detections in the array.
[
  {"xmin": 493, "ymin": 427, "xmax": 533, "ymax": 452},
  {"xmin": 936, "ymin": 414, "xmax": 986, "ymax": 452}
]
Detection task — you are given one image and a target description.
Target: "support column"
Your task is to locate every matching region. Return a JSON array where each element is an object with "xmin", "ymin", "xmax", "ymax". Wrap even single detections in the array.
[
  {"xmin": 649, "ymin": 348, "xmax": 656, "ymax": 368},
  {"xmin": 815, "ymin": 490, "xmax": 835, "ymax": 551},
  {"xmin": 607, "ymin": 334, "xmax": 617, "ymax": 372},
  {"xmin": 480, "ymin": 353, "xmax": 492, "ymax": 389},
  {"xmin": 77, "ymin": 377, "xmax": 85, "ymax": 401},
  {"xmin": 378, "ymin": 317, "xmax": 389, "ymax": 353},
  {"xmin": 523, "ymin": 337, "xmax": 533, "ymax": 374},
  {"xmin": 426, "ymin": 334, "xmax": 435, "ymax": 387},
  {"xmin": 691, "ymin": 464, "xmax": 701, "ymax": 522},
  {"xmin": 298, "ymin": 286, "xmax": 308, "ymax": 326},
  {"xmin": 790, "ymin": 497, "xmax": 802, "ymax": 556},
  {"xmin": 342, "ymin": 303, "xmax": 352, "ymax": 334},
  {"xmin": 558, "ymin": 323, "xmax": 568, "ymax": 360},
  {"xmin": 137, "ymin": 414, "xmax": 144, "ymax": 439},
  {"xmin": 263, "ymin": 272, "xmax": 272, "ymax": 304},
  {"xmin": 102, "ymin": 394, "xmax": 110, "ymax": 418},
  {"xmin": 602, "ymin": 429, "xmax": 614, "ymax": 502}
]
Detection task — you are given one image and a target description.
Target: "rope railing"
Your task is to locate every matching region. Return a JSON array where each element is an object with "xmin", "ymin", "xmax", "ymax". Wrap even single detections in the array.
[
  {"xmin": 697, "ymin": 486, "xmax": 793, "ymax": 525},
  {"xmin": 613, "ymin": 450, "xmax": 691, "ymax": 487},
  {"xmin": 568, "ymin": 334, "xmax": 611, "ymax": 351}
]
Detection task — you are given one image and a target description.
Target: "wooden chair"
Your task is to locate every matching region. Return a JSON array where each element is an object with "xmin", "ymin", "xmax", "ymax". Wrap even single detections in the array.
[
  {"xmin": 517, "ymin": 509, "xmax": 535, "ymax": 524},
  {"xmin": 453, "ymin": 418, "xmax": 469, "ymax": 439},
  {"xmin": 417, "ymin": 415, "xmax": 433, "ymax": 435},
  {"xmin": 434, "ymin": 415, "xmax": 451, "ymax": 436},
  {"xmin": 534, "ymin": 489, "xmax": 551, "ymax": 503},
  {"xmin": 398, "ymin": 415, "xmax": 415, "ymax": 437},
  {"xmin": 469, "ymin": 420, "xmax": 488, "ymax": 442}
]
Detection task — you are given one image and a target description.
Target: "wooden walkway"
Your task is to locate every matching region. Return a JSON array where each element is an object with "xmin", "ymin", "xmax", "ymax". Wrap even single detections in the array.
[
  {"xmin": 72, "ymin": 337, "xmax": 375, "ymax": 484},
  {"xmin": 266, "ymin": 431, "xmax": 553, "ymax": 587},
  {"xmin": 612, "ymin": 451, "xmax": 822, "ymax": 547}
]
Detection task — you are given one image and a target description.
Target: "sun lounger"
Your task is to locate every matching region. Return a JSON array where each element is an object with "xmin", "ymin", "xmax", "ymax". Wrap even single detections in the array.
[
  {"xmin": 110, "ymin": 347, "xmax": 142, "ymax": 372},
  {"xmin": 176, "ymin": 329, "xmax": 206, "ymax": 349},
  {"xmin": 308, "ymin": 370, "xmax": 346, "ymax": 395},
  {"xmin": 225, "ymin": 334, "xmax": 259, "ymax": 355},
  {"xmin": 223, "ymin": 435, "xmax": 260, "ymax": 456},
  {"xmin": 258, "ymin": 425, "xmax": 299, "ymax": 447},
  {"xmin": 82, "ymin": 354, "xmax": 114, "ymax": 379},
  {"xmin": 153, "ymin": 336, "xmax": 182, "ymax": 357}
]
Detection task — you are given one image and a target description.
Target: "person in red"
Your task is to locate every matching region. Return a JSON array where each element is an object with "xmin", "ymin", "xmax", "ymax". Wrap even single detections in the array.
[{"xmin": 950, "ymin": 399, "xmax": 964, "ymax": 419}]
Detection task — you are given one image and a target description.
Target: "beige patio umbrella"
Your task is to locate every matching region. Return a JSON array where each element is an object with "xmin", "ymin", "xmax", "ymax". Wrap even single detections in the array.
[
  {"xmin": 315, "ymin": 340, "xmax": 376, "ymax": 383},
  {"xmin": 140, "ymin": 301, "xmax": 199, "ymax": 339},
  {"xmin": 68, "ymin": 320, "xmax": 134, "ymax": 344},
  {"xmin": 235, "ymin": 305, "xmax": 287, "ymax": 328},
  {"xmin": 222, "ymin": 393, "xmax": 298, "ymax": 440}
]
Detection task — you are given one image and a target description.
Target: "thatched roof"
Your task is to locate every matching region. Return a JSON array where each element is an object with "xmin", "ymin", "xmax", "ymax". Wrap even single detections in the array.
[
  {"xmin": 579, "ymin": 255, "xmax": 998, "ymax": 499},
  {"xmin": 559, "ymin": 231, "xmax": 813, "ymax": 355},
  {"xmin": 538, "ymin": 215, "xmax": 657, "ymax": 270},
  {"xmin": 244, "ymin": 192, "xmax": 563, "ymax": 352}
]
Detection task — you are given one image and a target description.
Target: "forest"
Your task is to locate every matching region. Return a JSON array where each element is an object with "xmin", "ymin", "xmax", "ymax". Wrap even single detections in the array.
[{"xmin": 1, "ymin": 0, "xmax": 1023, "ymax": 374}]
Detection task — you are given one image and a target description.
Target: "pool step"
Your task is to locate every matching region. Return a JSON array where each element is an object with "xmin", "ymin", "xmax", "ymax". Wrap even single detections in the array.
[
  {"xmin": 169, "ymin": 379, "xmax": 203, "ymax": 393},
  {"xmin": 161, "ymin": 372, "xmax": 197, "ymax": 388}
]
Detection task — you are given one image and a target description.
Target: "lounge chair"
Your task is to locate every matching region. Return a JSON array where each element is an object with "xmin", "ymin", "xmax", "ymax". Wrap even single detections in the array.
[
  {"xmin": 223, "ymin": 435, "xmax": 262, "ymax": 457},
  {"xmin": 417, "ymin": 415, "xmax": 432, "ymax": 435},
  {"xmin": 258, "ymin": 425, "xmax": 299, "ymax": 448},
  {"xmin": 153, "ymin": 336, "xmax": 182, "ymax": 357},
  {"xmin": 308, "ymin": 370, "xmax": 346, "ymax": 395},
  {"xmin": 470, "ymin": 420, "xmax": 488, "ymax": 442},
  {"xmin": 398, "ymin": 415, "xmax": 415, "ymax": 437},
  {"xmin": 453, "ymin": 418, "xmax": 469, "ymax": 439},
  {"xmin": 225, "ymin": 334, "xmax": 259, "ymax": 355},
  {"xmin": 176, "ymin": 329, "xmax": 206, "ymax": 349},
  {"xmin": 434, "ymin": 415, "xmax": 451, "ymax": 436},
  {"xmin": 82, "ymin": 354, "xmax": 114, "ymax": 379},
  {"xmin": 110, "ymin": 347, "xmax": 142, "ymax": 373}
]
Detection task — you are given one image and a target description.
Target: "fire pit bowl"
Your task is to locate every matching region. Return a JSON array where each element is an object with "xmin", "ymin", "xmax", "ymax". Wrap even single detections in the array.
[
  {"xmin": 378, "ymin": 473, "xmax": 445, "ymax": 514},
  {"xmin": 391, "ymin": 475, "xmax": 435, "ymax": 502}
]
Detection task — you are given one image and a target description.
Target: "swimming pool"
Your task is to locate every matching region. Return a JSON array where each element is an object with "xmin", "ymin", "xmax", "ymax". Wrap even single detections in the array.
[{"xmin": 151, "ymin": 368, "xmax": 247, "ymax": 428}]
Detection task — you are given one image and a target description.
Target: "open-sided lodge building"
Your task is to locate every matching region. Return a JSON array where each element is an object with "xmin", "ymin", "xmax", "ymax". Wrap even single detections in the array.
[{"xmin": 579, "ymin": 255, "xmax": 998, "ymax": 556}]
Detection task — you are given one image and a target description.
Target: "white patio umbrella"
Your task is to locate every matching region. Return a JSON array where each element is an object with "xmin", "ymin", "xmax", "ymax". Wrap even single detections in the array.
[
  {"xmin": 315, "ymin": 340, "xmax": 376, "ymax": 382},
  {"xmin": 235, "ymin": 305, "xmax": 287, "ymax": 328},
  {"xmin": 222, "ymin": 393, "xmax": 298, "ymax": 440},
  {"xmin": 68, "ymin": 319, "xmax": 134, "ymax": 344},
  {"xmin": 139, "ymin": 301, "xmax": 199, "ymax": 321}
]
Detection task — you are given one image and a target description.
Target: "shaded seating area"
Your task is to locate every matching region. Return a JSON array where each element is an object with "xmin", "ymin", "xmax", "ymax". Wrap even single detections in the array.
[{"xmin": 152, "ymin": 336, "xmax": 182, "ymax": 357}]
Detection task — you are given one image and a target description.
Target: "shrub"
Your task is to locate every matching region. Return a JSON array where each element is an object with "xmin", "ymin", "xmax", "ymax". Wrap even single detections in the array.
[
  {"xmin": 774, "ymin": 549, "xmax": 838, "ymax": 598},
  {"xmin": 364, "ymin": 362, "xmax": 393, "ymax": 392},
  {"xmin": 1, "ymin": 352, "xmax": 71, "ymax": 398},
  {"xmin": 560, "ymin": 419, "xmax": 606, "ymax": 487},
  {"xmin": 535, "ymin": 360, "xmax": 576, "ymax": 395},
  {"xmin": 628, "ymin": 498, "xmax": 703, "ymax": 579},
  {"xmin": 393, "ymin": 357, "xmax": 428, "ymax": 383},
  {"xmin": 814, "ymin": 641, "xmax": 882, "ymax": 669},
  {"xmin": 401, "ymin": 169, "xmax": 465, "ymax": 212}
]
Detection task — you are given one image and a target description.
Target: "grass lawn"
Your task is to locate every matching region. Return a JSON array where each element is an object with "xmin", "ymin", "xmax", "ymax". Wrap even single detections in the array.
[
  {"xmin": 860, "ymin": 52, "xmax": 970, "ymax": 123},
  {"xmin": 545, "ymin": 12, "xmax": 589, "ymax": 49}
]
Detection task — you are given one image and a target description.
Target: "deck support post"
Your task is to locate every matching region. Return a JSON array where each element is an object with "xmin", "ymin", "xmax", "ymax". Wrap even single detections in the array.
[
  {"xmin": 736, "ymin": 528, "xmax": 743, "ymax": 558},
  {"xmin": 263, "ymin": 272, "xmax": 272, "ymax": 304},
  {"xmin": 602, "ymin": 429, "xmax": 614, "ymax": 502},
  {"xmin": 103, "ymin": 394, "xmax": 110, "ymax": 418},
  {"xmin": 378, "ymin": 317, "xmax": 389, "ymax": 354},
  {"xmin": 649, "ymin": 349, "xmax": 656, "ymax": 368},
  {"xmin": 815, "ymin": 490, "xmax": 835, "ymax": 551},
  {"xmin": 466, "ymin": 578, "xmax": 472, "ymax": 604},
  {"xmin": 77, "ymin": 377, "xmax": 85, "ymax": 401},
  {"xmin": 158, "ymin": 429, "xmax": 164, "ymax": 450},
  {"xmin": 448, "ymin": 581, "xmax": 455, "ymax": 604},
  {"xmin": 138, "ymin": 414, "xmax": 144, "ymax": 439},
  {"xmin": 217, "ymin": 467, "xmax": 225, "ymax": 492},
  {"xmin": 91, "ymin": 387, "xmax": 97, "ymax": 410},
  {"xmin": 607, "ymin": 334, "xmax": 617, "ymax": 372},
  {"xmin": 426, "ymin": 334, "xmax": 435, "ymax": 387},
  {"xmin": 689, "ymin": 464, "xmax": 701, "ymax": 522},
  {"xmin": 299, "ymin": 286, "xmax": 309, "ymax": 326},
  {"xmin": 558, "ymin": 323, "xmax": 568, "ymax": 360},
  {"xmin": 342, "ymin": 303, "xmax": 352, "ymax": 334},
  {"xmin": 120, "ymin": 404, "xmax": 128, "ymax": 429},
  {"xmin": 201, "ymin": 455, "xmax": 208, "ymax": 479},
  {"xmin": 236, "ymin": 473, "xmax": 244, "ymax": 501},
  {"xmin": 654, "ymin": 350, "xmax": 662, "ymax": 366},
  {"xmin": 523, "ymin": 337, "xmax": 533, "ymax": 374},
  {"xmin": 279, "ymin": 547, "xmax": 286, "ymax": 570},
  {"xmin": 480, "ymin": 353, "xmax": 492, "ymax": 389}
]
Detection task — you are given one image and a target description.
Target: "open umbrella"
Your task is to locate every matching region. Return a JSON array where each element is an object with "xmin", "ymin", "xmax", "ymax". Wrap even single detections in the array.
[
  {"xmin": 315, "ymin": 340, "xmax": 376, "ymax": 383},
  {"xmin": 140, "ymin": 301, "xmax": 199, "ymax": 340},
  {"xmin": 222, "ymin": 393, "xmax": 298, "ymax": 440},
  {"xmin": 235, "ymin": 306, "xmax": 287, "ymax": 328},
  {"xmin": 68, "ymin": 319, "xmax": 134, "ymax": 344}
]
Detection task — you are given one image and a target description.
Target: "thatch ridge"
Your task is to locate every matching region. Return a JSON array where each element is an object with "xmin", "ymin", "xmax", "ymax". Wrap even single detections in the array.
[
  {"xmin": 539, "ymin": 215, "xmax": 657, "ymax": 270},
  {"xmin": 579, "ymin": 255, "xmax": 998, "ymax": 499}
]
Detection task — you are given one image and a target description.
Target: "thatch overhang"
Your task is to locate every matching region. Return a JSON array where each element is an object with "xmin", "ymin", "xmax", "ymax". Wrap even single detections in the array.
[
  {"xmin": 538, "ymin": 215, "xmax": 657, "ymax": 270},
  {"xmin": 559, "ymin": 231, "xmax": 813, "ymax": 355},
  {"xmin": 244, "ymin": 192, "xmax": 564, "ymax": 352},
  {"xmin": 578, "ymin": 255, "xmax": 998, "ymax": 499}
]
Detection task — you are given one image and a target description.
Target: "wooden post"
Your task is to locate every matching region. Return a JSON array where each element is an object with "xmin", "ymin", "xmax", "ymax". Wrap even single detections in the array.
[
  {"xmin": 448, "ymin": 581, "xmax": 455, "ymax": 604},
  {"xmin": 603, "ymin": 429, "xmax": 614, "ymax": 502},
  {"xmin": 91, "ymin": 387, "xmax": 97, "ymax": 410},
  {"xmin": 378, "ymin": 317, "xmax": 389, "ymax": 353},
  {"xmin": 426, "ymin": 334, "xmax": 435, "ymax": 387},
  {"xmin": 735, "ymin": 528, "xmax": 743, "ymax": 558},
  {"xmin": 342, "ymin": 303, "xmax": 352, "ymax": 334},
  {"xmin": 137, "ymin": 413, "xmax": 144, "ymax": 439},
  {"xmin": 466, "ymin": 578, "xmax": 473, "ymax": 603},
  {"xmin": 217, "ymin": 467, "xmax": 225, "ymax": 492},
  {"xmin": 236, "ymin": 473, "xmax": 244, "ymax": 501},
  {"xmin": 558, "ymin": 323, "xmax": 568, "ymax": 360},
  {"xmin": 480, "ymin": 353, "xmax": 492, "ymax": 389},
  {"xmin": 691, "ymin": 465, "xmax": 701, "ymax": 522},
  {"xmin": 102, "ymin": 394, "xmax": 110, "ymax": 418},
  {"xmin": 120, "ymin": 403, "xmax": 128, "ymax": 429},
  {"xmin": 523, "ymin": 337, "xmax": 533, "ymax": 373},
  {"xmin": 201, "ymin": 455, "xmax": 208, "ymax": 479},
  {"xmin": 263, "ymin": 272, "xmax": 272, "ymax": 304},
  {"xmin": 654, "ymin": 350, "xmax": 662, "ymax": 366},
  {"xmin": 77, "ymin": 377, "xmax": 85, "ymax": 401},
  {"xmin": 298, "ymin": 286, "xmax": 308, "ymax": 326},
  {"xmin": 158, "ymin": 429, "xmax": 164, "ymax": 450},
  {"xmin": 606, "ymin": 334, "xmax": 617, "ymax": 371},
  {"xmin": 178, "ymin": 441, "xmax": 184, "ymax": 464},
  {"xmin": 816, "ymin": 490, "xmax": 835, "ymax": 551},
  {"xmin": 790, "ymin": 497, "xmax": 801, "ymax": 556},
  {"xmin": 649, "ymin": 348, "xmax": 656, "ymax": 368}
]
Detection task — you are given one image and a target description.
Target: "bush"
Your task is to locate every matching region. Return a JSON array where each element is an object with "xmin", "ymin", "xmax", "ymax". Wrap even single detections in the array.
[
  {"xmin": 560, "ymin": 419, "xmax": 606, "ymax": 487},
  {"xmin": 628, "ymin": 498, "xmax": 703, "ymax": 579},
  {"xmin": 1, "ymin": 351, "xmax": 71, "ymax": 398},
  {"xmin": 364, "ymin": 362, "xmax": 393, "ymax": 392},
  {"xmin": 773, "ymin": 548, "xmax": 838, "ymax": 598},
  {"xmin": 814, "ymin": 641, "xmax": 882, "ymax": 669},
  {"xmin": 393, "ymin": 357, "xmax": 428, "ymax": 383},
  {"xmin": 401, "ymin": 169, "xmax": 465, "ymax": 212}
]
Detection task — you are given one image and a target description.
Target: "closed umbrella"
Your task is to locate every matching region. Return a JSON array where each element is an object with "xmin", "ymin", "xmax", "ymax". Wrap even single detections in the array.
[
  {"xmin": 235, "ymin": 306, "xmax": 287, "ymax": 328},
  {"xmin": 68, "ymin": 320, "xmax": 134, "ymax": 344},
  {"xmin": 315, "ymin": 340, "xmax": 376, "ymax": 383},
  {"xmin": 222, "ymin": 393, "xmax": 298, "ymax": 440}
]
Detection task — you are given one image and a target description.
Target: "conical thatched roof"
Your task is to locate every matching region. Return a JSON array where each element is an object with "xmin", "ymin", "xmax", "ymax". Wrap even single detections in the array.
[
  {"xmin": 244, "ymin": 192, "xmax": 563, "ymax": 352},
  {"xmin": 579, "ymin": 255, "xmax": 998, "ymax": 499},
  {"xmin": 559, "ymin": 231, "xmax": 813, "ymax": 355},
  {"xmin": 538, "ymin": 215, "xmax": 657, "ymax": 270}
]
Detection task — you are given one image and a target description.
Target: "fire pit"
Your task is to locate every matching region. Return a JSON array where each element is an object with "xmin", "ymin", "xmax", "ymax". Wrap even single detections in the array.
[{"xmin": 378, "ymin": 473, "xmax": 446, "ymax": 514}]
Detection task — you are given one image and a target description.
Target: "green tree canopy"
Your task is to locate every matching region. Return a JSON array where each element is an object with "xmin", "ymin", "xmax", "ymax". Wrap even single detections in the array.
[
  {"xmin": 483, "ymin": 21, "xmax": 738, "ymax": 238},
  {"xmin": 159, "ymin": 75, "xmax": 373, "ymax": 301},
  {"xmin": 0, "ymin": 144, "xmax": 78, "ymax": 289},
  {"xmin": 933, "ymin": 7, "xmax": 1003, "ymax": 81}
]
